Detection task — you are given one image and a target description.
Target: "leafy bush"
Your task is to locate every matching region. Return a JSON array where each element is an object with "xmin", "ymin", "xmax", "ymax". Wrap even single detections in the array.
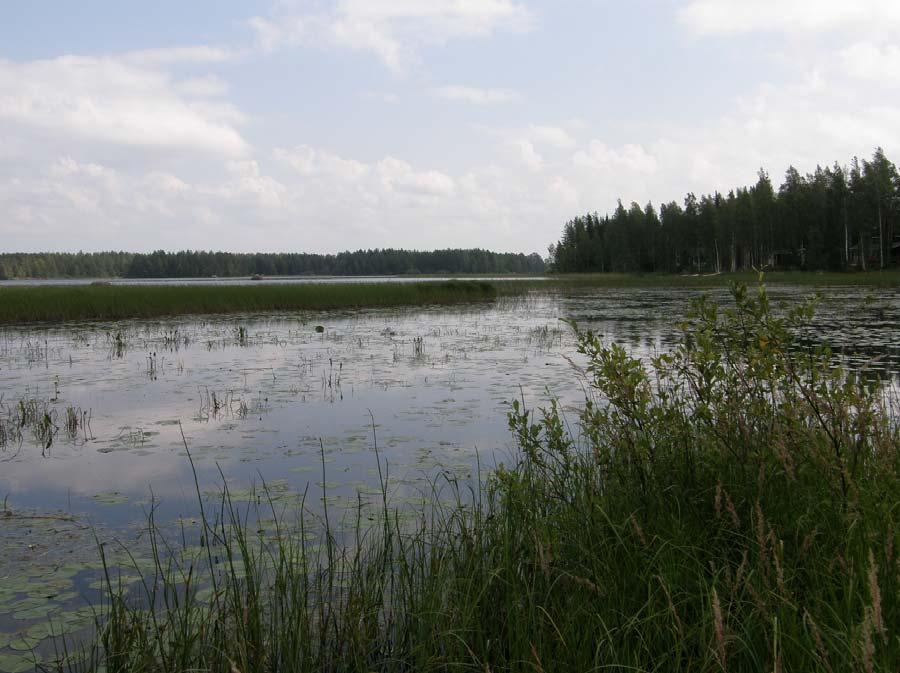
[{"xmin": 504, "ymin": 281, "xmax": 899, "ymax": 671}]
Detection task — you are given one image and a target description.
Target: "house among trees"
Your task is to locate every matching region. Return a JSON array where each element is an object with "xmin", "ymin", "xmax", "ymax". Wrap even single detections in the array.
[{"xmin": 767, "ymin": 249, "xmax": 799, "ymax": 269}]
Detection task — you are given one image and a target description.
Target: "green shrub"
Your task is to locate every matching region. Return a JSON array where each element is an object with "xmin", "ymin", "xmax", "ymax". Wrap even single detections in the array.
[{"xmin": 503, "ymin": 281, "xmax": 899, "ymax": 671}]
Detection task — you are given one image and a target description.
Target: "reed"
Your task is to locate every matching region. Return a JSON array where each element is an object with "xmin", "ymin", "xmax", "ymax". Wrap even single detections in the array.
[{"xmin": 0, "ymin": 281, "xmax": 498, "ymax": 324}]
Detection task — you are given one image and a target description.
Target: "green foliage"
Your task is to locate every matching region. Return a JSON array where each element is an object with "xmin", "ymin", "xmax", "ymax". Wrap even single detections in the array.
[
  {"xmin": 0, "ymin": 248, "xmax": 545, "ymax": 280},
  {"xmin": 501, "ymin": 281, "xmax": 899, "ymax": 671},
  {"xmin": 0, "ymin": 281, "xmax": 498, "ymax": 323},
  {"xmin": 553, "ymin": 147, "xmax": 900, "ymax": 273}
]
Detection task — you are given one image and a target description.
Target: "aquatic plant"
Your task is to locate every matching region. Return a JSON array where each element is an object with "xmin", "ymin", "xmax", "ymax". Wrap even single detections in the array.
[
  {"xmin": 63, "ymin": 406, "xmax": 91, "ymax": 442},
  {"xmin": 0, "ymin": 394, "xmax": 94, "ymax": 454},
  {"xmin": 0, "ymin": 405, "xmax": 21, "ymax": 450},
  {"xmin": 197, "ymin": 387, "xmax": 232, "ymax": 421},
  {"xmin": 107, "ymin": 331, "xmax": 127, "ymax": 359}
]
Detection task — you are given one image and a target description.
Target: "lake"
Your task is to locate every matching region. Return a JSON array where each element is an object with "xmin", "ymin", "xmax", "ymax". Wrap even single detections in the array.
[{"xmin": 0, "ymin": 284, "xmax": 898, "ymax": 669}]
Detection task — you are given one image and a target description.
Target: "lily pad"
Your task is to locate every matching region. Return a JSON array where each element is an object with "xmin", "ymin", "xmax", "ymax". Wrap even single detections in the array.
[
  {"xmin": 12, "ymin": 606, "xmax": 50, "ymax": 621},
  {"xmin": 0, "ymin": 653, "xmax": 38, "ymax": 673},
  {"xmin": 25, "ymin": 622, "xmax": 57, "ymax": 640},
  {"xmin": 90, "ymin": 492, "xmax": 129, "ymax": 506},
  {"xmin": 7, "ymin": 633, "xmax": 40, "ymax": 651}
]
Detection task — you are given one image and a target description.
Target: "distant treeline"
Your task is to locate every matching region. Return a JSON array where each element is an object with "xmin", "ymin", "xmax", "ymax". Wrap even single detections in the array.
[
  {"xmin": 0, "ymin": 248, "xmax": 545, "ymax": 279},
  {"xmin": 551, "ymin": 148, "xmax": 900, "ymax": 273}
]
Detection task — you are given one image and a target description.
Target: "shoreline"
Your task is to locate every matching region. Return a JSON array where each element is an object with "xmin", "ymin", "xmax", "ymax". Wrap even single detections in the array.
[{"xmin": 1, "ymin": 271, "xmax": 898, "ymax": 324}]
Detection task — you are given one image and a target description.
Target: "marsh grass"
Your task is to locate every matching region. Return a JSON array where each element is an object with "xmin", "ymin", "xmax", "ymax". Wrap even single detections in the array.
[
  {"xmin": 46, "ymin": 281, "xmax": 899, "ymax": 672},
  {"xmin": 4, "ymin": 272, "xmax": 899, "ymax": 325},
  {"xmin": 0, "ymin": 282, "xmax": 498, "ymax": 324},
  {"xmin": 0, "ymin": 394, "xmax": 93, "ymax": 456}
]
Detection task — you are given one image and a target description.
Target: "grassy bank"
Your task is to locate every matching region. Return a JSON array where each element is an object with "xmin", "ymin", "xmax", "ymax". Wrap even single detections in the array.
[
  {"xmin": 0, "ymin": 281, "xmax": 497, "ymax": 324},
  {"xmin": 49, "ymin": 283, "xmax": 898, "ymax": 673}
]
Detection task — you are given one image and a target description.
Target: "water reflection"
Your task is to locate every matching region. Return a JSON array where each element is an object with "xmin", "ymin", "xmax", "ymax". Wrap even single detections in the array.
[{"xmin": 1, "ymin": 285, "xmax": 897, "ymax": 527}]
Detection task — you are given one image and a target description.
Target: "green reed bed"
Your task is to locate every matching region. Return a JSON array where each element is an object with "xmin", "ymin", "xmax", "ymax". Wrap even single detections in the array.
[
  {"xmin": 0, "ymin": 281, "xmax": 497, "ymax": 324},
  {"xmin": 2, "ymin": 272, "xmax": 897, "ymax": 324},
  {"xmin": 49, "ymin": 282, "xmax": 899, "ymax": 673}
]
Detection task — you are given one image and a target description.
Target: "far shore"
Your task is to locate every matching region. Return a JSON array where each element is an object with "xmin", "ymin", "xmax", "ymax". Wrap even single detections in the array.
[{"xmin": 1, "ymin": 271, "xmax": 897, "ymax": 324}]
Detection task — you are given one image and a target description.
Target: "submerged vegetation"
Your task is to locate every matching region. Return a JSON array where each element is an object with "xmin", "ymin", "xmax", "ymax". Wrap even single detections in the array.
[
  {"xmin": 44, "ymin": 282, "xmax": 898, "ymax": 672},
  {"xmin": 0, "ymin": 281, "xmax": 498, "ymax": 324}
]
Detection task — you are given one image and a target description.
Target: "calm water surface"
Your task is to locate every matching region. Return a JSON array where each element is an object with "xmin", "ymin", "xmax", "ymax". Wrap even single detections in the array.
[{"xmin": 2, "ymin": 284, "xmax": 898, "ymax": 532}]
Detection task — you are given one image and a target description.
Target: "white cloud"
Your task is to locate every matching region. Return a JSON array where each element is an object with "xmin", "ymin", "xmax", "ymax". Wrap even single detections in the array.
[
  {"xmin": 495, "ymin": 125, "xmax": 579, "ymax": 171},
  {"xmin": 432, "ymin": 85, "xmax": 520, "ymax": 104},
  {"xmin": 251, "ymin": 13, "xmax": 407, "ymax": 66},
  {"xmin": 528, "ymin": 125, "xmax": 576, "ymax": 149},
  {"xmin": 678, "ymin": 0, "xmax": 900, "ymax": 36},
  {"xmin": 573, "ymin": 142, "xmax": 658, "ymax": 175},
  {"xmin": 143, "ymin": 171, "xmax": 191, "ymax": 194},
  {"xmin": 123, "ymin": 46, "xmax": 235, "ymax": 65},
  {"xmin": 176, "ymin": 75, "xmax": 229, "ymax": 97},
  {"xmin": 549, "ymin": 176, "xmax": 577, "ymax": 205},
  {"xmin": 558, "ymin": 71, "xmax": 900, "ymax": 213},
  {"xmin": 839, "ymin": 42, "xmax": 900, "ymax": 83},
  {"xmin": 0, "ymin": 55, "xmax": 247, "ymax": 155},
  {"xmin": 377, "ymin": 157, "xmax": 456, "ymax": 196},
  {"xmin": 1, "ymin": 158, "xmax": 170, "ymax": 239},
  {"xmin": 250, "ymin": 0, "xmax": 533, "ymax": 70},
  {"xmin": 2, "ymin": 145, "xmax": 545, "ymax": 253},
  {"xmin": 223, "ymin": 160, "xmax": 286, "ymax": 208},
  {"xmin": 275, "ymin": 145, "xmax": 454, "ymax": 196},
  {"xmin": 670, "ymin": 0, "xmax": 900, "ymax": 203},
  {"xmin": 513, "ymin": 139, "xmax": 544, "ymax": 171},
  {"xmin": 273, "ymin": 145, "xmax": 370, "ymax": 180}
]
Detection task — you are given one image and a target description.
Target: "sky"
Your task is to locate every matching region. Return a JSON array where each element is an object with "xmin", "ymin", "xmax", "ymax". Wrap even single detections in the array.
[{"xmin": 1, "ymin": 0, "xmax": 899, "ymax": 255}]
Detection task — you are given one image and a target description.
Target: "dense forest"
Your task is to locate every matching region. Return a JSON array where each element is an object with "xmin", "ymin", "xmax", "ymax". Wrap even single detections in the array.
[
  {"xmin": 551, "ymin": 148, "xmax": 900, "ymax": 273},
  {"xmin": 0, "ymin": 249, "xmax": 545, "ymax": 279}
]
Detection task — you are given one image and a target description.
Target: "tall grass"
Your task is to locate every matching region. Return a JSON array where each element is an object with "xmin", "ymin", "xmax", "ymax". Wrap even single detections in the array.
[
  {"xmin": 55, "ymin": 282, "xmax": 898, "ymax": 672},
  {"xmin": 0, "ymin": 282, "xmax": 497, "ymax": 324}
]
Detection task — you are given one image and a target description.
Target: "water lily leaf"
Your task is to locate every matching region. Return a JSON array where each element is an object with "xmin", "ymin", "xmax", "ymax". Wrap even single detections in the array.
[
  {"xmin": 7, "ymin": 633, "xmax": 40, "ymax": 651},
  {"xmin": 0, "ymin": 653, "xmax": 38, "ymax": 673},
  {"xmin": 90, "ymin": 492, "xmax": 129, "ymax": 506},
  {"xmin": 24, "ymin": 622, "xmax": 56, "ymax": 640},
  {"xmin": 12, "ymin": 607, "xmax": 50, "ymax": 621}
]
